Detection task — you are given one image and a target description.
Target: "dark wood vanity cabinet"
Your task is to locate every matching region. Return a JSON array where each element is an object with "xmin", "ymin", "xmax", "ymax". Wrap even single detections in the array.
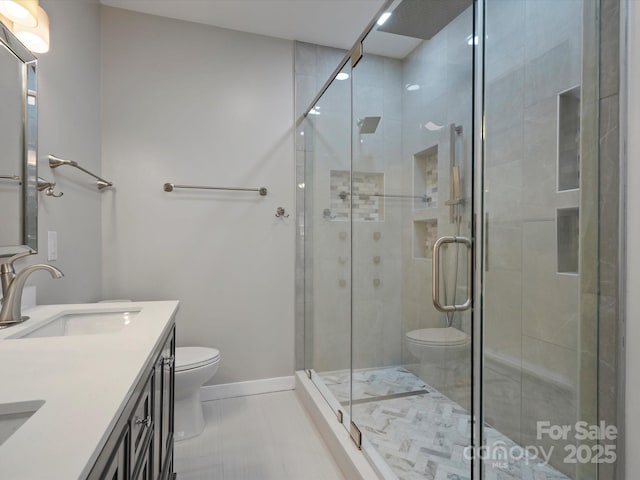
[{"xmin": 88, "ymin": 325, "xmax": 175, "ymax": 480}]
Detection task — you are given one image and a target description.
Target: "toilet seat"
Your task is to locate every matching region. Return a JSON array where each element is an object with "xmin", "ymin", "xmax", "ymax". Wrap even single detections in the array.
[
  {"xmin": 176, "ymin": 347, "xmax": 220, "ymax": 372},
  {"xmin": 406, "ymin": 327, "xmax": 469, "ymax": 347}
]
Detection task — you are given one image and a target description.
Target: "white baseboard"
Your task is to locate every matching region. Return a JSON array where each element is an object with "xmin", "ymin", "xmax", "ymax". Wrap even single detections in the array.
[{"xmin": 200, "ymin": 375, "xmax": 295, "ymax": 401}]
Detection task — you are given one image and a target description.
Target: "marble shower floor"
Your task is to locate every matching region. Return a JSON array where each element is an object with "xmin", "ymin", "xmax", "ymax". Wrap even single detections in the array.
[{"xmin": 318, "ymin": 366, "xmax": 569, "ymax": 480}]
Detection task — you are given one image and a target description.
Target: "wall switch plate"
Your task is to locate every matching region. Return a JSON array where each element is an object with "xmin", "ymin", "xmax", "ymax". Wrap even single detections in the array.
[{"xmin": 47, "ymin": 231, "xmax": 57, "ymax": 261}]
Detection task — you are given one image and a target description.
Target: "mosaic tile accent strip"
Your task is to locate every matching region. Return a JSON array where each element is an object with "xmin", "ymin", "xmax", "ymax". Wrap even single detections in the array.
[
  {"xmin": 329, "ymin": 170, "xmax": 350, "ymax": 221},
  {"xmin": 330, "ymin": 170, "xmax": 385, "ymax": 222},
  {"xmin": 318, "ymin": 367, "xmax": 569, "ymax": 480}
]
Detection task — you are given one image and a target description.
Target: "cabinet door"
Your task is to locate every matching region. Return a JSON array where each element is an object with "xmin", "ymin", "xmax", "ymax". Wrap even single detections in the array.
[
  {"xmin": 160, "ymin": 328, "xmax": 175, "ymax": 473},
  {"xmin": 153, "ymin": 350, "xmax": 163, "ymax": 479},
  {"xmin": 154, "ymin": 327, "xmax": 176, "ymax": 479},
  {"xmin": 130, "ymin": 372, "xmax": 154, "ymax": 475},
  {"xmin": 132, "ymin": 437, "xmax": 153, "ymax": 480},
  {"xmin": 100, "ymin": 427, "xmax": 128, "ymax": 480}
]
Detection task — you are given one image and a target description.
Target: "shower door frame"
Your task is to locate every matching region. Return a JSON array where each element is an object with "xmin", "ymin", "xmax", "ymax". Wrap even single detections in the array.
[{"xmin": 472, "ymin": 1, "xmax": 485, "ymax": 479}]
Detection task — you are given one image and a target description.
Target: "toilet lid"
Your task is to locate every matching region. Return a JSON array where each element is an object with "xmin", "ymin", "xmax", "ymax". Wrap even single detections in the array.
[
  {"xmin": 176, "ymin": 347, "xmax": 220, "ymax": 372},
  {"xmin": 406, "ymin": 327, "xmax": 469, "ymax": 346}
]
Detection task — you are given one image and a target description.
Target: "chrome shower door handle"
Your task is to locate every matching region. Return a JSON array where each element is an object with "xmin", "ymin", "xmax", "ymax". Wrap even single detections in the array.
[{"xmin": 432, "ymin": 236, "xmax": 473, "ymax": 312}]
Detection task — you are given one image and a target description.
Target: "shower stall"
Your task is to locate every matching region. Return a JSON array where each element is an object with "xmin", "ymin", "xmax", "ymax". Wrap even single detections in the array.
[{"xmin": 297, "ymin": 0, "xmax": 619, "ymax": 479}]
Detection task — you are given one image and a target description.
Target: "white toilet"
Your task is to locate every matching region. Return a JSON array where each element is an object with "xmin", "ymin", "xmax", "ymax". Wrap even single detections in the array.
[
  {"xmin": 98, "ymin": 301, "xmax": 221, "ymax": 440},
  {"xmin": 174, "ymin": 346, "xmax": 221, "ymax": 441},
  {"xmin": 405, "ymin": 327, "xmax": 470, "ymax": 388}
]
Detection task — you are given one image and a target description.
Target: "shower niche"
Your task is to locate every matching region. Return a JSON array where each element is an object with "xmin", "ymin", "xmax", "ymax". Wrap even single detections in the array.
[
  {"xmin": 413, "ymin": 145, "xmax": 438, "ymax": 209},
  {"xmin": 414, "ymin": 219, "xmax": 438, "ymax": 259},
  {"xmin": 556, "ymin": 86, "xmax": 581, "ymax": 274},
  {"xmin": 413, "ymin": 145, "xmax": 439, "ymax": 259},
  {"xmin": 557, "ymin": 207, "xmax": 579, "ymax": 274},
  {"xmin": 557, "ymin": 86, "xmax": 581, "ymax": 191}
]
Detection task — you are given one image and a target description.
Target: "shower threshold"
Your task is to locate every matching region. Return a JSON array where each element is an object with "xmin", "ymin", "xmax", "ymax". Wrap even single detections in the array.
[{"xmin": 301, "ymin": 366, "xmax": 570, "ymax": 480}]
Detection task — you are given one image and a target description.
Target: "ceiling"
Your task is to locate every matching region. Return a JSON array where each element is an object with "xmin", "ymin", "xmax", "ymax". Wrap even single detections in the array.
[{"xmin": 99, "ymin": 0, "xmax": 422, "ymax": 58}]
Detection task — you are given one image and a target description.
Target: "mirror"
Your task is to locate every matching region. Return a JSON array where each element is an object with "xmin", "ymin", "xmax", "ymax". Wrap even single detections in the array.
[{"xmin": 0, "ymin": 22, "xmax": 37, "ymax": 256}]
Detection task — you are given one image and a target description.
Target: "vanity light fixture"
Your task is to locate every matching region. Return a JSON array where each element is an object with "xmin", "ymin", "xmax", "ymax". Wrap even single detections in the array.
[
  {"xmin": 0, "ymin": 0, "xmax": 38, "ymax": 27},
  {"xmin": 0, "ymin": 13, "xmax": 12, "ymax": 29},
  {"xmin": 12, "ymin": 5, "xmax": 48, "ymax": 53}
]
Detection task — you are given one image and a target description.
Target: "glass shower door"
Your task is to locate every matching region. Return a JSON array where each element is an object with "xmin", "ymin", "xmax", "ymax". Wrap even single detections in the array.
[
  {"xmin": 303, "ymin": 64, "xmax": 353, "ymax": 426},
  {"xmin": 481, "ymin": 0, "xmax": 599, "ymax": 478},
  {"xmin": 349, "ymin": 2, "xmax": 475, "ymax": 477}
]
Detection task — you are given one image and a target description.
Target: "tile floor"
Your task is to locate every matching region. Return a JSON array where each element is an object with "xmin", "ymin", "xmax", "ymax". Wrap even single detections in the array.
[
  {"xmin": 319, "ymin": 367, "xmax": 570, "ymax": 480},
  {"xmin": 174, "ymin": 390, "xmax": 345, "ymax": 480}
]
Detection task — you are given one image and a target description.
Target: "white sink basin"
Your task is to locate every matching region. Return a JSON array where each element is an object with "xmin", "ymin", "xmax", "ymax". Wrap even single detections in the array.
[
  {"xmin": 10, "ymin": 310, "xmax": 140, "ymax": 339},
  {"xmin": 0, "ymin": 400, "xmax": 44, "ymax": 446}
]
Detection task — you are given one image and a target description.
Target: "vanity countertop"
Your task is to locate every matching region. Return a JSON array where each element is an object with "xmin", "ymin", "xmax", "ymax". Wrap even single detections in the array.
[{"xmin": 0, "ymin": 300, "xmax": 179, "ymax": 480}]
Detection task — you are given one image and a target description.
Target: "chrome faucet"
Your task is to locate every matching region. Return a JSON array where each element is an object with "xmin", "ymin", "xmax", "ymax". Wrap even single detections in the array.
[{"xmin": 0, "ymin": 252, "xmax": 64, "ymax": 327}]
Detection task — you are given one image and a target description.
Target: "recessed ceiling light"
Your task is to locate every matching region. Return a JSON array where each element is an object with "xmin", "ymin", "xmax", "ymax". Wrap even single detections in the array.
[
  {"xmin": 466, "ymin": 34, "xmax": 478, "ymax": 45},
  {"xmin": 377, "ymin": 12, "xmax": 391, "ymax": 26},
  {"xmin": 405, "ymin": 84, "xmax": 420, "ymax": 91},
  {"xmin": 336, "ymin": 72, "xmax": 350, "ymax": 81},
  {"xmin": 308, "ymin": 107, "xmax": 320, "ymax": 115}
]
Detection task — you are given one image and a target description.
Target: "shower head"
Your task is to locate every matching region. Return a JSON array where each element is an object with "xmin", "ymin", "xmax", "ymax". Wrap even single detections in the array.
[{"xmin": 357, "ymin": 116, "xmax": 381, "ymax": 134}]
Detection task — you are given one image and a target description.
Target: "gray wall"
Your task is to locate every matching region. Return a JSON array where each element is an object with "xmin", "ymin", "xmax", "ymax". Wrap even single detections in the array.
[
  {"xmin": 28, "ymin": 0, "xmax": 103, "ymax": 304},
  {"xmin": 100, "ymin": 7, "xmax": 295, "ymax": 385}
]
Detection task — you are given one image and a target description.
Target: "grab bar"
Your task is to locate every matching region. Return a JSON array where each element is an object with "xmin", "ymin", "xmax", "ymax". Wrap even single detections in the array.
[
  {"xmin": 163, "ymin": 183, "xmax": 267, "ymax": 196},
  {"xmin": 49, "ymin": 155, "xmax": 113, "ymax": 190},
  {"xmin": 432, "ymin": 236, "xmax": 472, "ymax": 312}
]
